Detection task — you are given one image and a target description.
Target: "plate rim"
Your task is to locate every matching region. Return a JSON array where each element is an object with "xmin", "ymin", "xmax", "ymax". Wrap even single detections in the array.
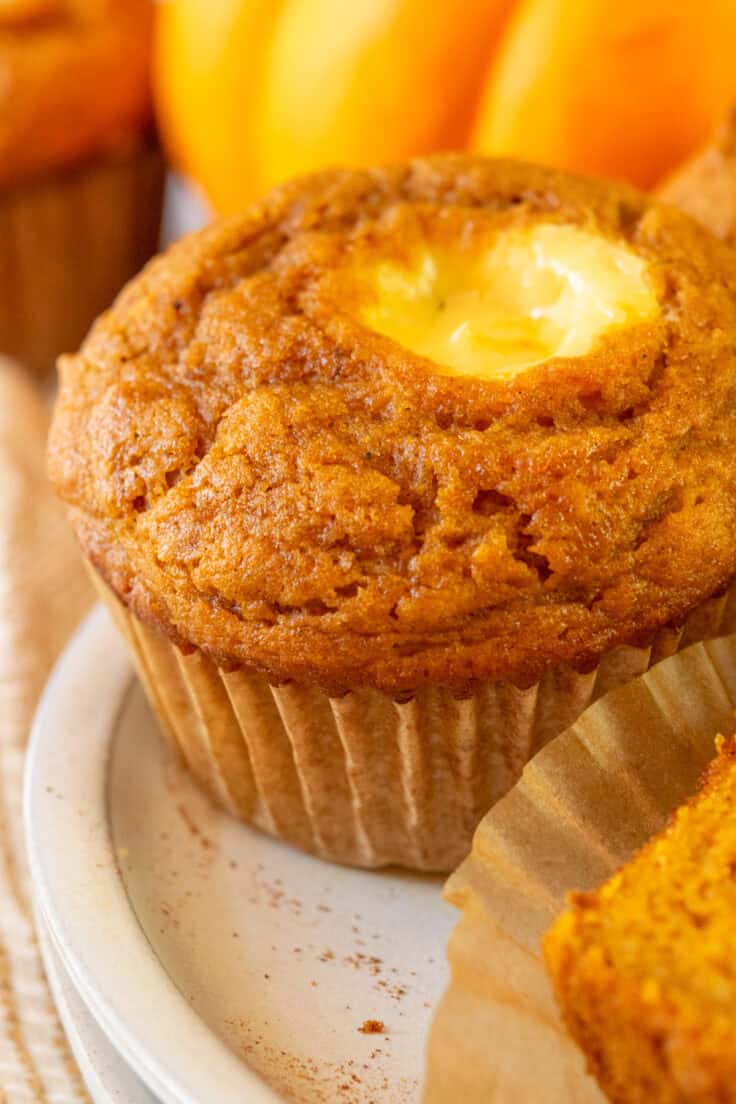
[
  {"xmin": 24, "ymin": 604, "xmax": 281, "ymax": 1104},
  {"xmin": 37, "ymin": 912, "xmax": 159, "ymax": 1104}
]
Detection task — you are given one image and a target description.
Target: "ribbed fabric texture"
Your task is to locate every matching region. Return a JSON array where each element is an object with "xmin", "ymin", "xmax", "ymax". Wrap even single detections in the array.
[{"xmin": 0, "ymin": 362, "xmax": 92, "ymax": 1102}]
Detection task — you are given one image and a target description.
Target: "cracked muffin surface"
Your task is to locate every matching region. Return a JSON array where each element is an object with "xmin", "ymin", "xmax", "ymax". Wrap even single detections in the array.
[{"xmin": 49, "ymin": 155, "xmax": 736, "ymax": 695}]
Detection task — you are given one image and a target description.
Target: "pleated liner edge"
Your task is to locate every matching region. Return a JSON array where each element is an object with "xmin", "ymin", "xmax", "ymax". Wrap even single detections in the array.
[{"xmin": 93, "ymin": 573, "xmax": 736, "ymax": 872}]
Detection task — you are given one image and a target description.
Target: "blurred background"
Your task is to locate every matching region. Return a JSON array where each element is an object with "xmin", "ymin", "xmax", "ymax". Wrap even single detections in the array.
[
  {"xmin": 2, "ymin": 0, "xmax": 736, "ymax": 374},
  {"xmin": 156, "ymin": 0, "xmax": 736, "ymax": 209}
]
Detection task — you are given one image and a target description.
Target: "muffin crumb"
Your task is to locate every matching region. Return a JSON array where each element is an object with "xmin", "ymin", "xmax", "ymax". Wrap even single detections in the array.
[{"xmin": 357, "ymin": 1020, "xmax": 385, "ymax": 1035}]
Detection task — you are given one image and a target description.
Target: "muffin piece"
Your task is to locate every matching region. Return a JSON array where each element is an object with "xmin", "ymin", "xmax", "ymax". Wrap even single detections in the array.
[
  {"xmin": 0, "ymin": 1, "xmax": 164, "ymax": 372},
  {"xmin": 544, "ymin": 736, "xmax": 736, "ymax": 1104},
  {"xmin": 50, "ymin": 155, "xmax": 736, "ymax": 870},
  {"xmin": 659, "ymin": 108, "xmax": 736, "ymax": 246}
]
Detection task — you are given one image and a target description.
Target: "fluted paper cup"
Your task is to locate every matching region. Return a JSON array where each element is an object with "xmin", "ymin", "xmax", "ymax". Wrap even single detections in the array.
[
  {"xmin": 425, "ymin": 633, "xmax": 736, "ymax": 1100},
  {"xmin": 0, "ymin": 144, "xmax": 164, "ymax": 374},
  {"xmin": 93, "ymin": 571, "xmax": 736, "ymax": 872}
]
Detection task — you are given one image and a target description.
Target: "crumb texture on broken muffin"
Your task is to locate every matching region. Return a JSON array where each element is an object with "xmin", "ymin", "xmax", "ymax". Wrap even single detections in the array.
[{"xmin": 544, "ymin": 737, "xmax": 736, "ymax": 1104}]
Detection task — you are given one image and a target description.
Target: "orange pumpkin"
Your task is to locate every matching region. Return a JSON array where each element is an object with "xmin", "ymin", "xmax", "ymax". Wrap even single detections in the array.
[
  {"xmin": 474, "ymin": 0, "xmax": 736, "ymax": 189},
  {"xmin": 154, "ymin": 0, "xmax": 736, "ymax": 213}
]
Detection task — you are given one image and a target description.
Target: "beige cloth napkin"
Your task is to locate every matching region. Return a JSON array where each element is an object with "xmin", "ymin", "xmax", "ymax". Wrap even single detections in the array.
[{"xmin": 0, "ymin": 359, "xmax": 91, "ymax": 1102}]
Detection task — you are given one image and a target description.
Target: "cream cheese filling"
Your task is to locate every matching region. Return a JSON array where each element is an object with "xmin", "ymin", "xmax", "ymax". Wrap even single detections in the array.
[{"xmin": 361, "ymin": 223, "xmax": 659, "ymax": 380}]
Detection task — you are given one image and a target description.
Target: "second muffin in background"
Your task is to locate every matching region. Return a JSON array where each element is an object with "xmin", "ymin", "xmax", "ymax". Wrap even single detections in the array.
[
  {"xmin": 0, "ymin": 0, "xmax": 164, "ymax": 373},
  {"xmin": 49, "ymin": 155, "xmax": 736, "ymax": 870}
]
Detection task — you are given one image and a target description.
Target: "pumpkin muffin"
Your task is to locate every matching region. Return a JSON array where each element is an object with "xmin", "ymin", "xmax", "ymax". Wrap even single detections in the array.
[
  {"xmin": 49, "ymin": 155, "xmax": 736, "ymax": 870},
  {"xmin": 544, "ymin": 736, "xmax": 736, "ymax": 1104},
  {"xmin": 0, "ymin": 0, "xmax": 164, "ymax": 373}
]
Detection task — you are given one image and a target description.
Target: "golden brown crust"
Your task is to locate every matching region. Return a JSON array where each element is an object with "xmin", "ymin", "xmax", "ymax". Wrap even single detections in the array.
[
  {"xmin": 0, "ymin": 0, "xmax": 152, "ymax": 185},
  {"xmin": 544, "ymin": 738, "xmax": 736, "ymax": 1104},
  {"xmin": 49, "ymin": 155, "xmax": 736, "ymax": 694}
]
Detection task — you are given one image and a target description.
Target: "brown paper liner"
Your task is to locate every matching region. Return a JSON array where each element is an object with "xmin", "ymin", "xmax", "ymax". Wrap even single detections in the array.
[
  {"xmin": 0, "ymin": 144, "xmax": 165, "ymax": 374},
  {"xmin": 424, "ymin": 633, "xmax": 736, "ymax": 1102},
  {"xmin": 92, "ymin": 571, "xmax": 736, "ymax": 873}
]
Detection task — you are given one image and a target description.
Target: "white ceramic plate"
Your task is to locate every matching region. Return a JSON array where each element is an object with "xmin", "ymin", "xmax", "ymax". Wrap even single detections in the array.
[
  {"xmin": 26, "ymin": 606, "xmax": 455, "ymax": 1104},
  {"xmin": 38, "ymin": 919, "xmax": 159, "ymax": 1104}
]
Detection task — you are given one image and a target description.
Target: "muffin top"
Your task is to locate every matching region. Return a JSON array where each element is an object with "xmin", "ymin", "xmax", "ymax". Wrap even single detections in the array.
[
  {"xmin": 50, "ymin": 155, "xmax": 736, "ymax": 695},
  {"xmin": 0, "ymin": 0, "xmax": 152, "ymax": 186}
]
